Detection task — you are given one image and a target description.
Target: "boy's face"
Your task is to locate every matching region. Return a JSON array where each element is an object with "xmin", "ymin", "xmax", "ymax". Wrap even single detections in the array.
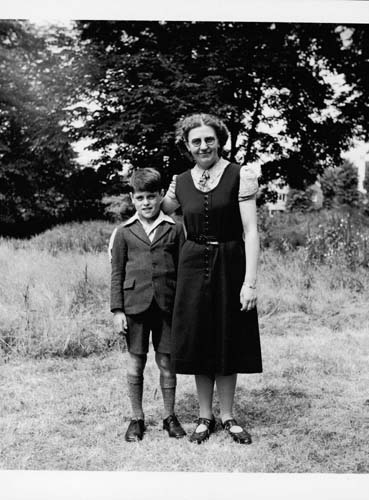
[{"xmin": 130, "ymin": 190, "xmax": 163, "ymax": 222}]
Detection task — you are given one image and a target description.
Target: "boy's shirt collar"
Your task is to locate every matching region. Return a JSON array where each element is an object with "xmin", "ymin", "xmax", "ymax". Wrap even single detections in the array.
[{"xmin": 123, "ymin": 210, "xmax": 175, "ymax": 241}]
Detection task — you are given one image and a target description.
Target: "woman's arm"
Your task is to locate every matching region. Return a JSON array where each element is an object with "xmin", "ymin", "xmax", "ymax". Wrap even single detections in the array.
[
  {"xmin": 161, "ymin": 175, "xmax": 180, "ymax": 215},
  {"xmin": 239, "ymin": 197, "xmax": 259, "ymax": 312}
]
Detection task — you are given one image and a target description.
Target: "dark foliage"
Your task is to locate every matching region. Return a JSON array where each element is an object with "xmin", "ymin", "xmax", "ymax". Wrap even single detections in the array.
[{"xmin": 76, "ymin": 21, "xmax": 363, "ymax": 190}]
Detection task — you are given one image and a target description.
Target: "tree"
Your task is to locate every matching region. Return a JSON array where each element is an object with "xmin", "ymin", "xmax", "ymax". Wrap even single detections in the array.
[
  {"xmin": 319, "ymin": 166, "xmax": 337, "ymax": 209},
  {"xmin": 0, "ymin": 21, "xmax": 90, "ymax": 233},
  {"xmin": 320, "ymin": 160, "xmax": 359, "ymax": 208},
  {"xmin": 364, "ymin": 162, "xmax": 369, "ymax": 195},
  {"xmin": 74, "ymin": 21, "xmax": 363, "ymax": 191},
  {"xmin": 335, "ymin": 26, "xmax": 369, "ymax": 143},
  {"xmin": 335, "ymin": 160, "xmax": 359, "ymax": 207}
]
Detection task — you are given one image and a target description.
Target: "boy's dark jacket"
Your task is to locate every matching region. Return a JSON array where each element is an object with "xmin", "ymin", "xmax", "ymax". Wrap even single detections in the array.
[{"xmin": 110, "ymin": 216, "xmax": 184, "ymax": 315}]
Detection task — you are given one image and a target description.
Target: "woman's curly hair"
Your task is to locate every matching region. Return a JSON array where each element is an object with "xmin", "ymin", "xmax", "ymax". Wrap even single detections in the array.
[{"xmin": 175, "ymin": 113, "xmax": 229, "ymax": 158}]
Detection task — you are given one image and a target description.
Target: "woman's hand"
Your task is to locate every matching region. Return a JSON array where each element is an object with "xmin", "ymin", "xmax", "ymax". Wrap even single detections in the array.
[
  {"xmin": 240, "ymin": 284, "xmax": 257, "ymax": 312},
  {"xmin": 167, "ymin": 175, "xmax": 177, "ymax": 199},
  {"xmin": 162, "ymin": 175, "xmax": 180, "ymax": 214}
]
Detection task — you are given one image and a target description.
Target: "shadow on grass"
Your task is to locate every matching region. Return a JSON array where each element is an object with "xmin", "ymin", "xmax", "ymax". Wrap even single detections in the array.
[
  {"xmin": 174, "ymin": 392, "xmax": 201, "ymax": 424},
  {"xmin": 175, "ymin": 385, "xmax": 312, "ymax": 430},
  {"xmin": 236, "ymin": 386, "xmax": 311, "ymax": 428}
]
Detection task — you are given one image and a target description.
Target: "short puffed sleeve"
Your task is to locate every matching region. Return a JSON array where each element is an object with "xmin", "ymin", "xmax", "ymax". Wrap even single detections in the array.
[{"xmin": 238, "ymin": 165, "xmax": 259, "ymax": 202}]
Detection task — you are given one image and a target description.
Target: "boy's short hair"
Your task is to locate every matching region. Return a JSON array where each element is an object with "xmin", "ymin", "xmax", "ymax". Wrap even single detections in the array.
[{"xmin": 130, "ymin": 168, "xmax": 162, "ymax": 193}]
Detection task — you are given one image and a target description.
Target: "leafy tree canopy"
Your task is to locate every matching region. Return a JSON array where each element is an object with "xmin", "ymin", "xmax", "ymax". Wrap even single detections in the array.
[
  {"xmin": 0, "ymin": 20, "xmax": 92, "ymax": 230},
  {"xmin": 75, "ymin": 21, "xmax": 365, "ymax": 189}
]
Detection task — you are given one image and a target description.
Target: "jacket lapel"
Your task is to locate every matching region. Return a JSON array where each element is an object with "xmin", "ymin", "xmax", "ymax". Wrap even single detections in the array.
[
  {"xmin": 151, "ymin": 222, "xmax": 172, "ymax": 248},
  {"xmin": 128, "ymin": 221, "xmax": 151, "ymax": 245}
]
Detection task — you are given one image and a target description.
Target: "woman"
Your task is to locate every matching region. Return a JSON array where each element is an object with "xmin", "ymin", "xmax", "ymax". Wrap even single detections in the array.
[{"xmin": 162, "ymin": 113, "xmax": 262, "ymax": 445}]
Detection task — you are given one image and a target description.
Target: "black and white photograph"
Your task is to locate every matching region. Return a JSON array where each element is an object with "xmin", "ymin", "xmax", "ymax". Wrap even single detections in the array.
[{"xmin": 0, "ymin": 1, "xmax": 369, "ymax": 498}]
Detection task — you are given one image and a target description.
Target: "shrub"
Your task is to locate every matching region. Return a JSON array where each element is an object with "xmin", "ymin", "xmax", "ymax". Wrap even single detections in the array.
[
  {"xmin": 102, "ymin": 194, "xmax": 135, "ymax": 222},
  {"xmin": 320, "ymin": 160, "xmax": 360, "ymax": 208},
  {"xmin": 286, "ymin": 187, "xmax": 315, "ymax": 212},
  {"xmin": 258, "ymin": 209, "xmax": 307, "ymax": 252}
]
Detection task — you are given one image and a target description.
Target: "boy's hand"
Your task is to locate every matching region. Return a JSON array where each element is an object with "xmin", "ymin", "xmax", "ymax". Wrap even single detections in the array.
[
  {"xmin": 113, "ymin": 311, "xmax": 127, "ymax": 335},
  {"xmin": 113, "ymin": 311, "xmax": 128, "ymax": 352}
]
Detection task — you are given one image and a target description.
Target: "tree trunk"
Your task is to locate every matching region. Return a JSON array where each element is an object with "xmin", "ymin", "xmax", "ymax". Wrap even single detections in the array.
[{"xmin": 245, "ymin": 81, "xmax": 263, "ymax": 163}]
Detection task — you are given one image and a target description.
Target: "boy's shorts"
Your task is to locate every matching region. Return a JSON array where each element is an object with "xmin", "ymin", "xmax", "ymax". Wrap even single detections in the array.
[{"xmin": 126, "ymin": 299, "xmax": 171, "ymax": 355}]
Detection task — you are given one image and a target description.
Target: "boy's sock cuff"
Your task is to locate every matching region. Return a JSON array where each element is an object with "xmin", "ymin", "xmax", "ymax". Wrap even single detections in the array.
[
  {"xmin": 127, "ymin": 374, "xmax": 144, "ymax": 385},
  {"xmin": 160, "ymin": 374, "xmax": 177, "ymax": 389}
]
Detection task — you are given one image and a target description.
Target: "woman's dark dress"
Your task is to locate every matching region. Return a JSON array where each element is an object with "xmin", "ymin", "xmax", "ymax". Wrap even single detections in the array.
[{"xmin": 171, "ymin": 163, "xmax": 262, "ymax": 375}]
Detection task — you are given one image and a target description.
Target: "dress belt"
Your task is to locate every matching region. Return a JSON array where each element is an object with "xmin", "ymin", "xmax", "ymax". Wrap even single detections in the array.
[
  {"xmin": 187, "ymin": 234, "xmax": 242, "ymax": 245},
  {"xmin": 187, "ymin": 234, "xmax": 220, "ymax": 245}
]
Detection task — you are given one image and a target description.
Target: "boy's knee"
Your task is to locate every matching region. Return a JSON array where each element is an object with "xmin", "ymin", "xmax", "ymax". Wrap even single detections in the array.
[
  {"xmin": 156, "ymin": 353, "xmax": 176, "ymax": 387},
  {"xmin": 155, "ymin": 352, "xmax": 172, "ymax": 373},
  {"xmin": 127, "ymin": 353, "xmax": 147, "ymax": 376}
]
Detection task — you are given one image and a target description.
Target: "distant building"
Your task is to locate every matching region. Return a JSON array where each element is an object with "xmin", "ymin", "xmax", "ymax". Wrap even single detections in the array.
[
  {"xmin": 265, "ymin": 180, "xmax": 289, "ymax": 214},
  {"xmin": 266, "ymin": 179, "xmax": 323, "ymax": 214},
  {"xmin": 309, "ymin": 181, "xmax": 324, "ymax": 209}
]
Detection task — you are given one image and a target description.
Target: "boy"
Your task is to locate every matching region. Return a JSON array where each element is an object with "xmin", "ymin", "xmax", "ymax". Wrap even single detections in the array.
[{"xmin": 110, "ymin": 168, "xmax": 185, "ymax": 442}]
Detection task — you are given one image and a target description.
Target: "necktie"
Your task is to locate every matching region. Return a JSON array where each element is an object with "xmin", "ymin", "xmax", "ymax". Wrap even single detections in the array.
[{"xmin": 198, "ymin": 169, "xmax": 210, "ymax": 190}]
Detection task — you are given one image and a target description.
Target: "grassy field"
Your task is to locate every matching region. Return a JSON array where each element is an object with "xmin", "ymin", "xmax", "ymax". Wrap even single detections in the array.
[{"xmin": 1, "ymin": 219, "xmax": 369, "ymax": 471}]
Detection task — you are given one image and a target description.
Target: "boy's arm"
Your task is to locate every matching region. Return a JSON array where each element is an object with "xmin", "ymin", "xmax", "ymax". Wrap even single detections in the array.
[
  {"xmin": 110, "ymin": 227, "xmax": 127, "ymax": 313},
  {"xmin": 108, "ymin": 227, "xmax": 118, "ymax": 263},
  {"xmin": 110, "ymin": 228, "xmax": 128, "ymax": 334}
]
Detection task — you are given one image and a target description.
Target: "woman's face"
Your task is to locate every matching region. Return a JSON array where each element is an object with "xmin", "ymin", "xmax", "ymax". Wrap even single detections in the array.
[{"xmin": 186, "ymin": 125, "xmax": 219, "ymax": 169}]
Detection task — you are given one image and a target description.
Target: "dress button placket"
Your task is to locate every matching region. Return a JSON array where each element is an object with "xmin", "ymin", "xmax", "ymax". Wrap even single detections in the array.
[{"xmin": 204, "ymin": 193, "xmax": 210, "ymax": 280}]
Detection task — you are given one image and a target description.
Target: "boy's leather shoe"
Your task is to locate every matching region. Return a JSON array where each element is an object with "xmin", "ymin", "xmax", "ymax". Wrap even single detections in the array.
[
  {"xmin": 125, "ymin": 419, "xmax": 145, "ymax": 442},
  {"xmin": 189, "ymin": 416, "xmax": 216, "ymax": 444},
  {"xmin": 163, "ymin": 414, "xmax": 186, "ymax": 438}
]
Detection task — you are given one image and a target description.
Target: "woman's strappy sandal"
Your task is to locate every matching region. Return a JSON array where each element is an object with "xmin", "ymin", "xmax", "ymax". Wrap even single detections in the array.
[
  {"xmin": 189, "ymin": 416, "xmax": 216, "ymax": 444},
  {"xmin": 222, "ymin": 418, "xmax": 252, "ymax": 444}
]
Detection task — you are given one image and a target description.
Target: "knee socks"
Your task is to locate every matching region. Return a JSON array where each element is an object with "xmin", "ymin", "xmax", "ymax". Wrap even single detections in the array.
[
  {"xmin": 160, "ymin": 374, "xmax": 177, "ymax": 418},
  {"xmin": 127, "ymin": 374, "xmax": 177, "ymax": 420},
  {"xmin": 127, "ymin": 374, "xmax": 144, "ymax": 420}
]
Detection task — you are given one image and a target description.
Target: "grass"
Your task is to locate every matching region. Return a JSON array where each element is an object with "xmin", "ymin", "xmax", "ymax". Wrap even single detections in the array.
[
  {"xmin": 1, "ymin": 218, "xmax": 369, "ymax": 471},
  {"xmin": 1, "ymin": 324, "xmax": 368, "ymax": 472},
  {"xmin": 0, "ymin": 241, "xmax": 114, "ymax": 357}
]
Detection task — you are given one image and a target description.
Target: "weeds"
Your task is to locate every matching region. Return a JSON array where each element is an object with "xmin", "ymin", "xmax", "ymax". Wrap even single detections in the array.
[
  {"xmin": 1, "ymin": 215, "xmax": 369, "ymax": 359},
  {"xmin": 259, "ymin": 209, "xmax": 369, "ymax": 269},
  {"xmin": 0, "ymin": 243, "xmax": 114, "ymax": 358},
  {"xmin": 306, "ymin": 214, "xmax": 369, "ymax": 270}
]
